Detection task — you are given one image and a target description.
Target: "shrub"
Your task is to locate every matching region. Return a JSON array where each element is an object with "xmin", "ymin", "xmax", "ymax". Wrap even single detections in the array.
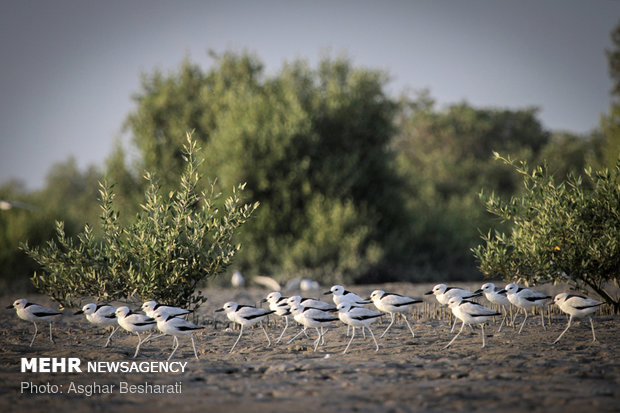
[
  {"xmin": 472, "ymin": 153, "xmax": 620, "ymax": 312},
  {"xmin": 21, "ymin": 133, "xmax": 258, "ymax": 310}
]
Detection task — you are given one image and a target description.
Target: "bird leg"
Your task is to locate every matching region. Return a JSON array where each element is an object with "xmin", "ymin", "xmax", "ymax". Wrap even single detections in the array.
[
  {"xmin": 589, "ymin": 317, "xmax": 597, "ymax": 342},
  {"xmin": 518, "ymin": 309, "xmax": 529, "ymax": 334},
  {"xmin": 380, "ymin": 313, "xmax": 396, "ymax": 338},
  {"xmin": 167, "ymin": 336, "xmax": 180, "ymax": 361},
  {"xmin": 275, "ymin": 316, "xmax": 289, "ymax": 343},
  {"xmin": 402, "ymin": 314, "xmax": 415, "ymax": 338},
  {"xmin": 104, "ymin": 326, "xmax": 120, "ymax": 348},
  {"xmin": 230, "ymin": 325, "xmax": 244, "ymax": 353},
  {"xmin": 553, "ymin": 315, "xmax": 573, "ymax": 344},
  {"xmin": 368, "ymin": 327, "xmax": 379, "ymax": 352},
  {"xmin": 444, "ymin": 322, "xmax": 465, "ymax": 349},
  {"xmin": 261, "ymin": 323, "xmax": 272, "ymax": 347},
  {"xmin": 49, "ymin": 322, "xmax": 55, "ymax": 343},
  {"xmin": 29, "ymin": 322, "xmax": 39, "ymax": 347},
  {"xmin": 343, "ymin": 327, "xmax": 356, "ymax": 354}
]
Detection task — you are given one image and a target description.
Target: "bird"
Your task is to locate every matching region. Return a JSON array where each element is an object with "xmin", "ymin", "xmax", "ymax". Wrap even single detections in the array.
[
  {"xmin": 152, "ymin": 310, "xmax": 204, "ymax": 360},
  {"xmin": 425, "ymin": 284, "xmax": 482, "ymax": 305},
  {"xmin": 324, "ymin": 285, "xmax": 371, "ymax": 306},
  {"xmin": 114, "ymin": 306, "xmax": 157, "ymax": 358},
  {"xmin": 443, "ymin": 296, "xmax": 501, "ymax": 349},
  {"xmin": 7, "ymin": 299, "xmax": 62, "ymax": 347},
  {"xmin": 74, "ymin": 303, "xmax": 119, "ymax": 347},
  {"xmin": 0, "ymin": 199, "xmax": 38, "ymax": 211},
  {"xmin": 231, "ymin": 270, "xmax": 245, "ymax": 288},
  {"xmin": 216, "ymin": 302, "xmax": 274, "ymax": 353},
  {"xmin": 337, "ymin": 302, "xmax": 383, "ymax": 354},
  {"xmin": 141, "ymin": 301, "xmax": 192, "ymax": 318},
  {"xmin": 140, "ymin": 301, "xmax": 192, "ymax": 345},
  {"xmin": 286, "ymin": 295, "xmax": 336, "ymax": 311},
  {"xmin": 474, "ymin": 283, "xmax": 512, "ymax": 332},
  {"xmin": 502, "ymin": 283, "xmax": 551, "ymax": 334},
  {"xmin": 287, "ymin": 304, "xmax": 339, "ymax": 351},
  {"xmin": 261, "ymin": 292, "xmax": 291, "ymax": 343},
  {"xmin": 552, "ymin": 293, "xmax": 604, "ymax": 344},
  {"xmin": 425, "ymin": 284, "xmax": 482, "ymax": 332},
  {"xmin": 369, "ymin": 290, "xmax": 422, "ymax": 338}
]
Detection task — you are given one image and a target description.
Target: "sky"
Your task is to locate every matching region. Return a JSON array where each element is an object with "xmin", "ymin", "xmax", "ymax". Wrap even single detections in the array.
[{"xmin": 1, "ymin": 0, "xmax": 619, "ymax": 190}]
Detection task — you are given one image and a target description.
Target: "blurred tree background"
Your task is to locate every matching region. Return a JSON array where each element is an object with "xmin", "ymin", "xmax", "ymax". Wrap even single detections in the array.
[{"xmin": 2, "ymin": 22, "xmax": 619, "ymax": 290}]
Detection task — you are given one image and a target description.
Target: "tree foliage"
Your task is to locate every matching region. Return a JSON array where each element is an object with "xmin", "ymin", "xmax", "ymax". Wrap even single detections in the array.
[
  {"xmin": 125, "ymin": 53, "xmax": 404, "ymax": 284},
  {"xmin": 21, "ymin": 134, "xmax": 258, "ymax": 309},
  {"xmin": 473, "ymin": 153, "xmax": 620, "ymax": 312}
]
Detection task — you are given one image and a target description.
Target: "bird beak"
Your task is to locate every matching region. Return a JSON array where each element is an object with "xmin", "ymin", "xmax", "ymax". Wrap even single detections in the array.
[
  {"xmin": 6, "ymin": 304, "xmax": 14, "ymax": 309},
  {"xmin": 497, "ymin": 289, "xmax": 506, "ymax": 294},
  {"xmin": 260, "ymin": 298, "xmax": 267, "ymax": 303},
  {"xmin": 474, "ymin": 289, "xmax": 483, "ymax": 294},
  {"xmin": 323, "ymin": 291, "xmax": 332, "ymax": 295},
  {"xmin": 424, "ymin": 291, "xmax": 433, "ymax": 295},
  {"xmin": 215, "ymin": 308, "xmax": 225, "ymax": 312},
  {"xmin": 73, "ymin": 310, "xmax": 84, "ymax": 315}
]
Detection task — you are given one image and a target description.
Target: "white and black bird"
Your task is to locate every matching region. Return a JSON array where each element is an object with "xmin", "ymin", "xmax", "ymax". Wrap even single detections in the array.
[
  {"xmin": 114, "ymin": 306, "xmax": 157, "ymax": 358},
  {"xmin": 153, "ymin": 311, "xmax": 204, "ymax": 360},
  {"xmin": 425, "ymin": 284, "xmax": 482, "ymax": 332},
  {"xmin": 425, "ymin": 284, "xmax": 481, "ymax": 306},
  {"xmin": 287, "ymin": 295, "xmax": 336, "ymax": 311},
  {"xmin": 369, "ymin": 290, "xmax": 422, "ymax": 338},
  {"xmin": 287, "ymin": 304, "xmax": 339, "ymax": 352},
  {"xmin": 552, "ymin": 293, "xmax": 604, "ymax": 344},
  {"xmin": 443, "ymin": 296, "xmax": 501, "ymax": 349},
  {"xmin": 7, "ymin": 298, "xmax": 62, "ymax": 347},
  {"xmin": 502, "ymin": 283, "xmax": 551, "ymax": 334},
  {"xmin": 261, "ymin": 292, "xmax": 292, "ymax": 343},
  {"xmin": 337, "ymin": 302, "xmax": 383, "ymax": 354},
  {"xmin": 474, "ymin": 283, "xmax": 512, "ymax": 332},
  {"xmin": 141, "ymin": 301, "xmax": 191, "ymax": 318},
  {"xmin": 324, "ymin": 285, "xmax": 371, "ymax": 306},
  {"xmin": 74, "ymin": 303, "xmax": 119, "ymax": 347},
  {"xmin": 216, "ymin": 302, "xmax": 274, "ymax": 353}
]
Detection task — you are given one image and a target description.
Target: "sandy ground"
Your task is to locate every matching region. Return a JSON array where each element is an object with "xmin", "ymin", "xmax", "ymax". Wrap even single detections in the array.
[{"xmin": 0, "ymin": 282, "xmax": 618, "ymax": 413}]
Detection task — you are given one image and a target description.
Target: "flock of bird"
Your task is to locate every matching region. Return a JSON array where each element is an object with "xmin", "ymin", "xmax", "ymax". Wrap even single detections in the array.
[{"xmin": 6, "ymin": 282, "xmax": 605, "ymax": 360}]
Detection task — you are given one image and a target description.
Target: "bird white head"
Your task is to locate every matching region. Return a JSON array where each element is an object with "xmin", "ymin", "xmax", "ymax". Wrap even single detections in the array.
[
  {"xmin": 336, "ymin": 302, "xmax": 353, "ymax": 312},
  {"xmin": 115, "ymin": 306, "xmax": 131, "ymax": 318},
  {"xmin": 554, "ymin": 293, "xmax": 569, "ymax": 305},
  {"xmin": 328, "ymin": 285, "xmax": 345, "ymax": 295},
  {"xmin": 216, "ymin": 301, "xmax": 239, "ymax": 313},
  {"xmin": 8, "ymin": 298, "xmax": 28, "ymax": 310},
  {"xmin": 447, "ymin": 296, "xmax": 464, "ymax": 308},
  {"xmin": 370, "ymin": 290, "xmax": 385, "ymax": 300}
]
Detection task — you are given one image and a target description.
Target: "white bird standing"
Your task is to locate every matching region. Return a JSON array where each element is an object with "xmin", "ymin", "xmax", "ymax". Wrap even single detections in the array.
[
  {"xmin": 337, "ymin": 302, "xmax": 383, "ymax": 354},
  {"xmin": 324, "ymin": 285, "xmax": 371, "ymax": 306},
  {"xmin": 74, "ymin": 303, "xmax": 119, "ymax": 347},
  {"xmin": 502, "ymin": 283, "xmax": 551, "ymax": 334},
  {"xmin": 443, "ymin": 296, "xmax": 501, "ymax": 349},
  {"xmin": 474, "ymin": 283, "xmax": 512, "ymax": 332},
  {"xmin": 216, "ymin": 302, "xmax": 274, "ymax": 353},
  {"xmin": 552, "ymin": 293, "xmax": 604, "ymax": 344},
  {"xmin": 287, "ymin": 304, "xmax": 339, "ymax": 351},
  {"xmin": 369, "ymin": 290, "xmax": 422, "ymax": 338},
  {"xmin": 425, "ymin": 284, "xmax": 482, "ymax": 332},
  {"xmin": 231, "ymin": 270, "xmax": 245, "ymax": 288},
  {"xmin": 7, "ymin": 299, "xmax": 62, "ymax": 347},
  {"xmin": 114, "ymin": 306, "xmax": 157, "ymax": 358},
  {"xmin": 153, "ymin": 311, "xmax": 204, "ymax": 360},
  {"xmin": 261, "ymin": 292, "xmax": 291, "ymax": 343}
]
